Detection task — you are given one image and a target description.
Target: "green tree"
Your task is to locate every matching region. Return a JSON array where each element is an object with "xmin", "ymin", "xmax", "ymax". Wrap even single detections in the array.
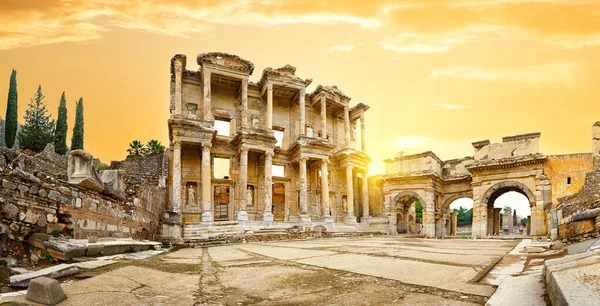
[
  {"xmin": 71, "ymin": 97, "xmax": 84, "ymax": 150},
  {"xmin": 4, "ymin": 70, "xmax": 18, "ymax": 148},
  {"xmin": 18, "ymin": 85, "xmax": 55, "ymax": 152},
  {"xmin": 521, "ymin": 217, "xmax": 527, "ymax": 226},
  {"xmin": 513, "ymin": 209, "xmax": 517, "ymax": 226},
  {"xmin": 415, "ymin": 200, "xmax": 423, "ymax": 218},
  {"xmin": 453, "ymin": 206, "xmax": 473, "ymax": 226},
  {"xmin": 127, "ymin": 140, "xmax": 145, "ymax": 157},
  {"xmin": 146, "ymin": 139, "xmax": 165, "ymax": 155},
  {"xmin": 53, "ymin": 92, "xmax": 68, "ymax": 154}
]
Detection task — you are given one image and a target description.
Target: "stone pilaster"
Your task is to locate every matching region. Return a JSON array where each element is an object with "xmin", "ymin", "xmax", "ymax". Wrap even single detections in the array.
[
  {"xmin": 237, "ymin": 147, "xmax": 249, "ymax": 221},
  {"xmin": 172, "ymin": 142, "xmax": 181, "ymax": 214},
  {"xmin": 441, "ymin": 214, "xmax": 448, "ymax": 237},
  {"xmin": 344, "ymin": 106, "xmax": 351, "ymax": 147},
  {"xmin": 320, "ymin": 94, "xmax": 327, "ymax": 139},
  {"xmin": 298, "ymin": 157, "xmax": 310, "ymax": 222},
  {"xmin": 241, "ymin": 77, "xmax": 249, "ymax": 128},
  {"xmin": 266, "ymin": 83, "xmax": 273, "ymax": 130},
  {"xmin": 201, "ymin": 144, "xmax": 213, "ymax": 222},
  {"xmin": 493, "ymin": 208, "xmax": 502, "ymax": 235},
  {"xmin": 174, "ymin": 60, "xmax": 183, "ymax": 117},
  {"xmin": 262, "ymin": 151, "xmax": 274, "ymax": 223},
  {"xmin": 360, "ymin": 113, "xmax": 366, "ymax": 152},
  {"xmin": 361, "ymin": 171, "xmax": 369, "ymax": 222},
  {"xmin": 321, "ymin": 159, "xmax": 332, "ymax": 222},
  {"xmin": 345, "ymin": 165, "xmax": 356, "ymax": 223},
  {"xmin": 202, "ymin": 69, "xmax": 213, "ymax": 121},
  {"xmin": 451, "ymin": 212, "xmax": 458, "ymax": 236},
  {"xmin": 299, "ymin": 88, "xmax": 305, "ymax": 135}
]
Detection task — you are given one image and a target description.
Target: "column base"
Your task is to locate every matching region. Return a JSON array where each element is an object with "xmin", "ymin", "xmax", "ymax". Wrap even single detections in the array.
[
  {"xmin": 299, "ymin": 213, "xmax": 311, "ymax": 223},
  {"xmin": 323, "ymin": 215, "xmax": 334, "ymax": 223},
  {"xmin": 345, "ymin": 215, "xmax": 357, "ymax": 224},
  {"xmin": 361, "ymin": 217, "xmax": 370, "ymax": 224},
  {"xmin": 202, "ymin": 211, "xmax": 214, "ymax": 223},
  {"xmin": 236, "ymin": 211, "xmax": 248, "ymax": 222},
  {"xmin": 261, "ymin": 212, "xmax": 274, "ymax": 223}
]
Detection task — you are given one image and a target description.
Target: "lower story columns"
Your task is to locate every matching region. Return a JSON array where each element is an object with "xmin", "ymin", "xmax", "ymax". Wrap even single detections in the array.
[
  {"xmin": 298, "ymin": 157, "xmax": 310, "ymax": 222},
  {"xmin": 345, "ymin": 165, "xmax": 357, "ymax": 223},
  {"xmin": 262, "ymin": 151, "xmax": 274, "ymax": 223},
  {"xmin": 201, "ymin": 144, "xmax": 213, "ymax": 222},
  {"xmin": 237, "ymin": 147, "xmax": 249, "ymax": 221}
]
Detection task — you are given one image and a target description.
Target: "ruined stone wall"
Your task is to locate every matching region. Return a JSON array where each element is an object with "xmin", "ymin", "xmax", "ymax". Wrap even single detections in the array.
[
  {"xmin": 368, "ymin": 175, "xmax": 384, "ymax": 217},
  {"xmin": 474, "ymin": 133, "xmax": 540, "ymax": 161},
  {"xmin": 0, "ymin": 147, "xmax": 166, "ymax": 248},
  {"xmin": 545, "ymin": 153, "xmax": 593, "ymax": 207}
]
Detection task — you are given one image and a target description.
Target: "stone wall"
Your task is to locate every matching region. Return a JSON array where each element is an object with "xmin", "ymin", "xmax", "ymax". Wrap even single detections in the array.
[
  {"xmin": 0, "ymin": 146, "xmax": 166, "ymax": 255},
  {"xmin": 545, "ymin": 153, "xmax": 593, "ymax": 207},
  {"xmin": 368, "ymin": 175, "xmax": 384, "ymax": 217}
]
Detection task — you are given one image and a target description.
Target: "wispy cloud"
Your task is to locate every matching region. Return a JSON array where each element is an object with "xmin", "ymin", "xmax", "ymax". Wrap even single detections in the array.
[
  {"xmin": 428, "ymin": 63, "xmax": 578, "ymax": 84},
  {"xmin": 432, "ymin": 104, "xmax": 472, "ymax": 109},
  {"xmin": 327, "ymin": 45, "xmax": 355, "ymax": 52}
]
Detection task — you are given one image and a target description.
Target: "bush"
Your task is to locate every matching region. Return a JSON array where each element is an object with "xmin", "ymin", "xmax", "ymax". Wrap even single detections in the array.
[
  {"xmin": 40, "ymin": 249, "xmax": 55, "ymax": 263},
  {"xmin": 50, "ymin": 230, "xmax": 60, "ymax": 238}
]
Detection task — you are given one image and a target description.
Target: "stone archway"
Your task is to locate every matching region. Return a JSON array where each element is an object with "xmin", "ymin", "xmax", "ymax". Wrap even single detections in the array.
[
  {"xmin": 475, "ymin": 181, "xmax": 536, "ymax": 237},
  {"xmin": 390, "ymin": 191, "xmax": 425, "ymax": 235}
]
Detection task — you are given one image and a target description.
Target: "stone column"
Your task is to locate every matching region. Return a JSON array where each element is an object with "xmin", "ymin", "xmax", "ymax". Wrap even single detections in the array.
[
  {"xmin": 201, "ymin": 144, "xmax": 213, "ymax": 222},
  {"xmin": 299, "ymin": 88, "xmax": 306, "ymax": 135},
  {"xmin": 320, "ymin": 94, "xmax": 327, "ymax": 139},
  {"xmin": 263, "ymin": 151, "xmax": 274, "ymax": 222},
  {"xmin": 344, "ymin": 106, "xmax": 351, "ymax": 147},
  {"xmin": 361, "ymin": 171, "xmax": 369, "ymax": 222},
  {"xmin": 241, "ymin": 77, "xmax": 249, "ymax": 128},
  {"xmin": 298, "ymin": 157, "xmax": 310, "ymax": 222},
  {"xmin": 202, "ymin": 69, "xmax": 213, "ymax": 121},
  {"xmin": 345, "ymin": 165, "xmax": 356, "ymax": 223},
  {"xmin": 451, "ymin": 212, "xmax": 458, "ymax": 236},
  {"xmin": 172, "ymin": 142, "xmax": 182, "ymax": 214},
  {"xmin": 174, "ymin": 60, "xmax": 183, "ymax": 117},
  {"xmin": 237, "ymin": 147, "xmax": 249, "ymax": 221},
  {"xmin": 487, "ymin": 207, "xmax": 494, "ymax": 236},
  {"xmin": 493, "ymin": 208, "xmax": 502, "ymax": 235},
  {"xmin": 321, "ymin": 159, "xmax": 332, "ymax": 222},
  {"xmin": 360, "ymin": 113, "xmax": 366, "ymax": 152},
  {"xmin": 266, "ymin": 83, "xmax": 273, "ymax": 130}
]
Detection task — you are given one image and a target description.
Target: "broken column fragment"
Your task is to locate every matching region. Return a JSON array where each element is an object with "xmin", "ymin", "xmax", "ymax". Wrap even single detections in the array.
[
  {"xmin": 99, "ymin": 169, "xmax": 127, "ymax": 200},
  {"xmin": 67, "ymin": 150, "xmax": 104, "ymax": 192}
]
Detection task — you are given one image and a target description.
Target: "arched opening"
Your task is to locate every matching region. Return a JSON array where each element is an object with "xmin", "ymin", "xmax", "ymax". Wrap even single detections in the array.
[
  {"xmin": 481, "ymin": 181, "xmax": 535, "ymax": 236},
  {"xmin": 392, "ymin": 192, "xmax": 422, "ymax": 235},
  {"xmin": 449, "ymin": 197, "xmax": 474, "ymax": 236}
]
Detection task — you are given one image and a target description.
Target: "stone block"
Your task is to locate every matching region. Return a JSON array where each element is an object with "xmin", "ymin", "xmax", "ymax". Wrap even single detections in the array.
[
  {"xmin": 26, "ymin": 277, "xmax": 67, "ymax": 305},
  {"xmin": 27, "ymin": 233, "xmax": 50, "ymax": 249},
  {"xmin": 67, "ymin": 150, "xmax": 104, "ymax": 192},
  {"xmin": 98, "ymin": 169, "xmax": 127, "ymax": 200},
  {"xmin": 43, "ymin": 240, "xmax": 88, "ymax": 261},
  {"xmin": 10, "ymin": 264, "xmax": 78, "ymax": 287},
  {"xmin": 85, "ymin": 244, "xmax": 104, "ymax": 256}
]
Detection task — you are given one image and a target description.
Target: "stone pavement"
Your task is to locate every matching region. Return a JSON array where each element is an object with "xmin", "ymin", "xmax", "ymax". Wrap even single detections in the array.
[{"xmin": 0, "ymin": 236, "xmax": 519, "ymax": 305}]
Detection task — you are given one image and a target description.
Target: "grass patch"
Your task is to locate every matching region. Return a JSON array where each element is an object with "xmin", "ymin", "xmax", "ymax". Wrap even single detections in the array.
[{"xmin": 456, "ymin": 232, "xmax": 472, "ymax": 237}]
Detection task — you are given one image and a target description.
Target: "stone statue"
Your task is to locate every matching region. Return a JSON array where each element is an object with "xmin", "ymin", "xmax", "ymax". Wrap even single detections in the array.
[
  {"xmin": 187, "ymin": 185, "xmax": 196, "ymax": 206},
  {"xmin": 247, "ymin": 186, "xmax": 253, "ymax": 206},
  {"xmin": 342, "ymin": 198, "xmax": 348, "ymax": 213}
]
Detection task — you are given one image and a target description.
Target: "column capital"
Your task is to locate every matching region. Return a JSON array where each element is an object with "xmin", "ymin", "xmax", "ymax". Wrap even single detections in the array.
[
  {"xmin": 264, "ymin": 150, "xmax": 274, "ymax": 158},
  {"xmin": 202, "ymin": 68, "xmax": 211, "ymax": 77},
  {"xmin": 241, "ymin": 76, "xmax": 249, "ymax": 83},
  {"xmin": 321, "ymin": 158, "xmax": 329, "ymax": 166},
  {"xmin": 299, "ymin": 156, "xmax": 309, "ymax": 163},
  {"xmin": 239, "ymin": 145, "xmax": 249, "ymax": 153},
  {"xmin": 201, "ymin": 142, "xmax": 212, "ymax": 149},
  {"xmin": 267, "ymin": 82, "xmax": 273, "ymax": 91},
  {"xmin": 173, "ymin": 142, "xmax": 181, "ymax": 150},
  {"xmin": 346, "ymin": 164, "xmax": 354, "ymax": 170}
]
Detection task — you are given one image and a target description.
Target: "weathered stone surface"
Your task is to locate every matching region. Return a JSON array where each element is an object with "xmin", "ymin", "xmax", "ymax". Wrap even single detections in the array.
[
  {"xmin": 3, "ymin": 203, "xmax": 19, "ymax": 220},
  {"xmin": 43, "ymin": 240, "xmax": 88, "ymax": 261},
  {"xmin": 98, "ymin": 169, "xmax": 127, "ymax": 200},
  {"xmin": 85, "ymin": 244, "xmax": 104, "ymax": 256},
  {"xmin": 26, "ymin": 277, "xmax": 68, "ymax": 305},
  {"xmin": 67, "ymin": 150, "xmax": 104, "ymax": 192},
  {"xmin": 10, "ymin": 264, "xmax": 79, "ymax": 287},
  {"xmin": 2, "ymin": 179, "xmax": 16, "ymax": 190}
]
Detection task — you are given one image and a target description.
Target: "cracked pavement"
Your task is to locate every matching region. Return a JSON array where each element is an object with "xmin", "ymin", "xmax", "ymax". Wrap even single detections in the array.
[{"xmin": 0, "ymin": 236, "xmax": 518, "ymax": 305}]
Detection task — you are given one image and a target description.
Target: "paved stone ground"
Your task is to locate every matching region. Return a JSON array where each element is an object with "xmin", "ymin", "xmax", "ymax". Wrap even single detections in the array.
[{"xmin": 0, "ymin": 236, "xmax": 519, "ymax": 305}]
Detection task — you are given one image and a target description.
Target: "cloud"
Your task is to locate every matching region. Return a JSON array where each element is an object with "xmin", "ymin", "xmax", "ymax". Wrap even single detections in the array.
[
  {"xmin": 432, "ymin": 104, "xmax": 472, "ymax": 109},
  {"xmin": 327, "ymin": 45, "xmax": 355, "ymax": 52},
  {"xmin": 428, "ymin": 63, "xmax": 578, "ymax": 84},
  {"xmin": 380, "ymin": 26, "xmax": 511, "ymax": 54}
]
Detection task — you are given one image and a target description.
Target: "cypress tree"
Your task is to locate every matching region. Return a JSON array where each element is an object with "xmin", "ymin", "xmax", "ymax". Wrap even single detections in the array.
[
  {"xmin": 513, "ymin": 209, "xmax": 517, "ymax": 226},
  {"xmin": 71, "ymin": 97, "xmax": 84, "ymax": 150},
  {"xmin": 53, "ymin": 92, "xmax": 68, "ymax": 154},
  {"xmin": 4, "ymin": 69, "xmax": 18, "ymax": 148},
  {"xmin": 18, "ymin": 85, "xmax": 55, "ymax": 152}
]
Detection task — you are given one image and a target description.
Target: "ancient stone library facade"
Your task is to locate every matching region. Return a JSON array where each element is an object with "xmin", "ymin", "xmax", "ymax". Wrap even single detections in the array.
[
  {"xmin": 370, "ymin": 132, "xmax": 596, "ymax": 239},
  {"xmin": 163, "ymin": 52, "xmax": 379, "ymax": 242}
]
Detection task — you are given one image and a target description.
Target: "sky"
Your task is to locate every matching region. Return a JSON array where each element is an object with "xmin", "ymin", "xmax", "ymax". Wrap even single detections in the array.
[{"xmin": 1, "ymin": 0, "xmax": 600, "ymax": 176}]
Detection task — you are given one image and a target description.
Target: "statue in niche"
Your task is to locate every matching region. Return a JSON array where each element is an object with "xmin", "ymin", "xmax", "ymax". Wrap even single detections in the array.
[
  {"xmin": 187, "ymin": 183, "xmax": 196, "ymax": 207},
  {"xmin": 247, "ymin": 186, "xmax": 253, "ymax": 206},
  {"xmin": 251, "ymin": 116, "xmax": 260, "ymax": 128},
  {"xmin": 342, "ymin": 198, "xmax": 348, "ymax": 213},
  {"xmin": 186, "ymin": 103, "xmax": 198, "ymax": 119}
]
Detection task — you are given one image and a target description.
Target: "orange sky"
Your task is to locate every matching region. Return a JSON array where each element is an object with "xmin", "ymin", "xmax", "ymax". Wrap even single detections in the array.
[{"xmin": 1, "ymin": 0, "xmax": 599, "ymax": 174}]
